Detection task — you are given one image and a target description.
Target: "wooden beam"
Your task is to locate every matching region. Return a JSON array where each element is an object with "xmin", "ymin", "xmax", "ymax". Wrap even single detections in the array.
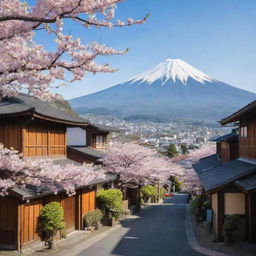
[{"xmin": 217, "ymin": 191, "xmax": 224, "ymax": 242}]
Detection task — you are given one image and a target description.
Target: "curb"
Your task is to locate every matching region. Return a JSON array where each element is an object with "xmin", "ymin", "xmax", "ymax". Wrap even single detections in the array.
[{"xmin": 185, "ymin": 205, "xmax": 232, "ymax": 256}]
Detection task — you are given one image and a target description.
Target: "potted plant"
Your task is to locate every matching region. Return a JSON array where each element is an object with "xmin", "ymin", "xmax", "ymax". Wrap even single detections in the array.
[
  {"xmin": 39, "ymin": 202, "xmax": 65, "ymax": 249},
  {"xmin": 223, "ymin": 214, "xmax": 241, "ymax": 245},
  {"xmin": 83, "ymin": 209, "xmax": 103, "ymax": 230}
]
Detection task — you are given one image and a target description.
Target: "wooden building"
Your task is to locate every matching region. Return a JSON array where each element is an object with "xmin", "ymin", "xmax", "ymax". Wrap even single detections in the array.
[
  {"xmin": 67, "ymin": 124, "xmax": 121, "ymax": 164},
  {"xmin": 0, "ymin": 173, "xmax": 115, "ymax": 252},
  {"xmin": 0, "ymin": 95, "xmax": 116, "ymax": 253},
  {"xmin": 210, "ymin": 129, "xmax": 239, "ymax": 163},
  {"xmin": 193, "ymin": 101, "xmax": 256, "ymax": 243}
]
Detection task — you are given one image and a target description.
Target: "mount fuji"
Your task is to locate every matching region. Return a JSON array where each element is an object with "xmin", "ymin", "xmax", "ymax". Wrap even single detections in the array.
[{"xmin": 70, "ymin": 59, "xmax": 256, "ymax": 120}]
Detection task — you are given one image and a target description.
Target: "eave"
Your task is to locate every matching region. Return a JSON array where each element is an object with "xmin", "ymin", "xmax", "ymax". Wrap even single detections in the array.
[{"xmin": 220, "ymin": 101, "xmax": 256, "ymax": 125}]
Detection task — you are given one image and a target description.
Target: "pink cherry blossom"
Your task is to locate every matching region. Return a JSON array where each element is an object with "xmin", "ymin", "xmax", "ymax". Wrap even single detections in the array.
[
  {"xmin": 0, "ymin": 0, "xmax": 148, "ymax": 99},
  {"xmin": 0, "ymin": 144, "xmax": 105, "ymax": 197},
  {"xmin": 102, "ymin": 142, "xmax": 183, "ymax": 189}
]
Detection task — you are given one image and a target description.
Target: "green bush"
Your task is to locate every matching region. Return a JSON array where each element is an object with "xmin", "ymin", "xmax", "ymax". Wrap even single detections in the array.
[
  {"xmin": 141, "ymin": 185, "xmax": 157, "ymax": 202},
  {"xmin": 83, "ymin": 209, "xmax": 103, "ymax": 227},
  {"xmin": 159, "ymin": 187, "xmax": 167, "ymax": 199},
  {"xmin": 39, "ymin": 202, "xmax": 65, "ymax": 242},
  {"xmin": 169, "ymin": 176, "xmax": 182, "ymax": 192},
  {"xmin": 96, "ymin": 189, "xmax": 124, "ymax": 220},
  {"xmin": 191, "ymin": 196, "xmax": 207, "ymax": 224}
]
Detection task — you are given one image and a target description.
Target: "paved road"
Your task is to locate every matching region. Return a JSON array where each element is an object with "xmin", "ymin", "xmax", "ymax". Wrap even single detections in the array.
[{"xmin": 79, "ymin": 194, "xmax": 205, "ymax": 256}]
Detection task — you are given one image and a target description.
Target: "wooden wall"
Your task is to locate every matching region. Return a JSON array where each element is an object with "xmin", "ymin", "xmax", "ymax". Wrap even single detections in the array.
[
  {"xmin": 0, "ymin": 196, "xmax": 19, "ymax": 249},
  {"xmin": 240, "ymin": 118, "xmax": 256, "ymax": 160},
  {"xmin": 0, "ymin": 187, "xmax": 97, "ymax": 250},
  {"xmin": 81, "ymin": 189, "xmax": 96, "ymax": 216},
  {"xmin": 20, "ymin": 200, "xmax": 43, "ymax": 246},
  {"xmin": 23, "ymin": 123, "xmax": 66, "ymax": 157},
  {"xmin": 220, "ymin": 142, "xmax": 230, "ymax": 163},
  {"xmin": 248, "ymin": 191, "xmax": 256, "ymax": 243},
  {"xmin": 61, "ymin": 195, "xmax": 76, "ymax": 233},
  {"xmin": 220, "ymin": 141, "xmax": 239, "ymax": 163},
  {"xmin": 0, "ymin": 122, "xmax": 22, "ymax": 152}
]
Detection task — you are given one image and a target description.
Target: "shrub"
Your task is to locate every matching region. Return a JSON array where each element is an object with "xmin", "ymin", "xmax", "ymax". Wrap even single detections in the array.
[
  {"xmin": 223, "ymin": 215, "xmax": 241, "ymax": 244},
  {"xmin": 96, "ymin": 189, "xmax": 124, "ymax": 220},
  {"xmin": 141, "ymin": 185, "xmax": 157, "ymax": 202},
  {"xmin": 223, "ymin": 214, "xmax": 241, "ymax": 232},
  {"xmin": 191, "ymin": 196, "xmax": 207, "ymax": 224},
  {"xmin": 39, "ymin": 202, "xmax": 65, "ymax": 245},
  {"xmin": 159, "ymin": 187, "xmax": 167, "ymax": 199},
  {"xmin": 83, "ymin": 209, "xmax": 103, "ymax": 227},
  {"xmin": 169, "ymin": 176, "xmax": 182, "ymax": 192}
]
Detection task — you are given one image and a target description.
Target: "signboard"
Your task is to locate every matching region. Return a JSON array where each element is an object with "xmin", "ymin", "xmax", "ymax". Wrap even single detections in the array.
[{"xmin": 206, "ymin": 209, "xmax": 213, "ymax": 223}]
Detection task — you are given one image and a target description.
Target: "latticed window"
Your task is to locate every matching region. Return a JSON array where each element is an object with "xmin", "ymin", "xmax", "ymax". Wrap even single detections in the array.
[
  {"xmin": 96, "ymin": 135, "xmax": 106, "ymax": 148},
  {"xmin": 240, "ymin": 126, "xmax": 247, "ymax": 138}
]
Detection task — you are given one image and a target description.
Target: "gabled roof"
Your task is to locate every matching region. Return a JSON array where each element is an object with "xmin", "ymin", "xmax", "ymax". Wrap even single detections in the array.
[
  {"xmin": 193, "ymin": 157, "xmax": 256, "ymax": 192},
  {"xmin": 0, "ymin": 94, "xmax": 89, "ymax": 126},
  {"xmin": 221, "ymin": 101, "xmax": 256, "ymax": 125}
]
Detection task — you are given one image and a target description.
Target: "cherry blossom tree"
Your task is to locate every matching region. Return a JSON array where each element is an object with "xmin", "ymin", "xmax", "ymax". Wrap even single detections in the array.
[
  {"xmin": 102, "ymin": 142, "xmax": 183, "ymax": 190},
  {"xmin": 0, "ymin": 144, "xmax": 105, "ymax": 197},
  {"xmin": 0, "ymin": 0, "xmax": 148, "ymax": 99},
  {"xmin": 174, "ymin": 143, "xmax": 216, "ymax": 193}
]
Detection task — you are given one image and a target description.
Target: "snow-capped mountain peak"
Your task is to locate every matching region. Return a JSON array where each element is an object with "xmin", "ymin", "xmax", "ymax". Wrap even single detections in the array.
[{"xmin": 131, "ymin": 58, "xmax": 213, "ymax": 85}]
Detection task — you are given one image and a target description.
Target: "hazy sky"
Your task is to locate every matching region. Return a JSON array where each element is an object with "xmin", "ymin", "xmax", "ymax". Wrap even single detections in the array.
[{"xmin": 35, "ymin": 0, "xmax": 256, "ymax": 99}]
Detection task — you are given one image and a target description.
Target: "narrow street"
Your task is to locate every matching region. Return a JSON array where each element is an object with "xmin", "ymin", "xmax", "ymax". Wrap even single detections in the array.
[{"xmin": 79, "ymin": 194, "xmax": 205, "ymax": 256}]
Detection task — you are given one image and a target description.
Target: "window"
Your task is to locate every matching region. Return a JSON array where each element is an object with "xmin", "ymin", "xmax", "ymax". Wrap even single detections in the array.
[
  {"xmin": 96, "ymin": 135, "xmax": 106, "ymax": 148},
  {"xmin": 240, "ymin": 126, "xmax": 247, "ymax": 138}
]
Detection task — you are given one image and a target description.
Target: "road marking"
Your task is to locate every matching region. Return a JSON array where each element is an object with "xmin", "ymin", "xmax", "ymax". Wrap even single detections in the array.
[{"xmin": 123, "ymin": 236, "xmax": 139, "ymax": 240}]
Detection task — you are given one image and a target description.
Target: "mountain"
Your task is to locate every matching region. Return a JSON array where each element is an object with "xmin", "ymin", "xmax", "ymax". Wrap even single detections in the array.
[{"xmin": 70, "ymin": 59, "xmax": 256, "ymax": 120}]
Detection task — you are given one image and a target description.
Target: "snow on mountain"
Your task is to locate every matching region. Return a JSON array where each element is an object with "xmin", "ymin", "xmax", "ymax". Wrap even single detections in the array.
[
  {"xmin": 70, "ymin": 58, "xmax": 256, "ymax": 121},
  {"xmin": 130, "ymin": 58, "xmax": 213, "ymax": 85}
]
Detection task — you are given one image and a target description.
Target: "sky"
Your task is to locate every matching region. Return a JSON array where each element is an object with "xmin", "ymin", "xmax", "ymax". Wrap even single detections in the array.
[{"xmin": 35, "ymin": 0, "xmax": 256, "ymax": 99}]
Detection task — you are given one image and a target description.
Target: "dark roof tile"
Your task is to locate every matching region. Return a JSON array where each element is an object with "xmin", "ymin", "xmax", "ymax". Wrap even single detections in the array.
[
  {"xmin": 0, "ymin": 94, "xmax": 88, "ymax": 125},
  {"xmin": 193, "ymin": 158, "xmax": 256, "ymax": 192},
  {"xmin": 236, "ymin": 174, "xmax": 256, "ymax": 191}
]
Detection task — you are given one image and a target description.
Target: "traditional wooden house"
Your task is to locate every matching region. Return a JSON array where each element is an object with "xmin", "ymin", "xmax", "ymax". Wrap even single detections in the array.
[
  {"xmin": 210, "ymin": 129, "xmax": 239, "ymax": 163},
  {"xmin": 0, "ymin": 95, "xmax": 116, "ymax": 253},
  {"xmin": 67, "ymin": 123, "xmax": 121, "ymax": 164},
  {"xmin": 193, "ymin": 101, "xmax": 256, "ymax": 243}
]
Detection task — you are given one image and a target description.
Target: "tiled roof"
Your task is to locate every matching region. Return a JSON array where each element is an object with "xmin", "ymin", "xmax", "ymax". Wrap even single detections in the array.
[
  {"xmin": 68, "ymin": 146, "xmax": 106, "ymax": 159},
  {"xmin": 193, "ymin": 157, "xmax": 256, "ymax": 192},
  {"xmin": 192, "ymin": 154, "xmax": 221, "ymax": 173},
  {"xmin": 88, "ymin": 123, "xmax": 121, "ymax": 132},
  {"xmin": 0, "ymin": 94, "xmax": 88, "ymax": 125},
  {"xmin": 236, "ymin": 174, "xmax": 256, "ymax": 191},
  {"xmin": 209, "ymin": 132, "xmax": 238, "ymax": 142}
]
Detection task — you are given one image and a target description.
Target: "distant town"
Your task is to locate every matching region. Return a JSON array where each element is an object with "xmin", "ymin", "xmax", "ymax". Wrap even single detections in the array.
[{"xmin": 82, "ymin": 113, "xmax": 230, "ymax": 154}]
